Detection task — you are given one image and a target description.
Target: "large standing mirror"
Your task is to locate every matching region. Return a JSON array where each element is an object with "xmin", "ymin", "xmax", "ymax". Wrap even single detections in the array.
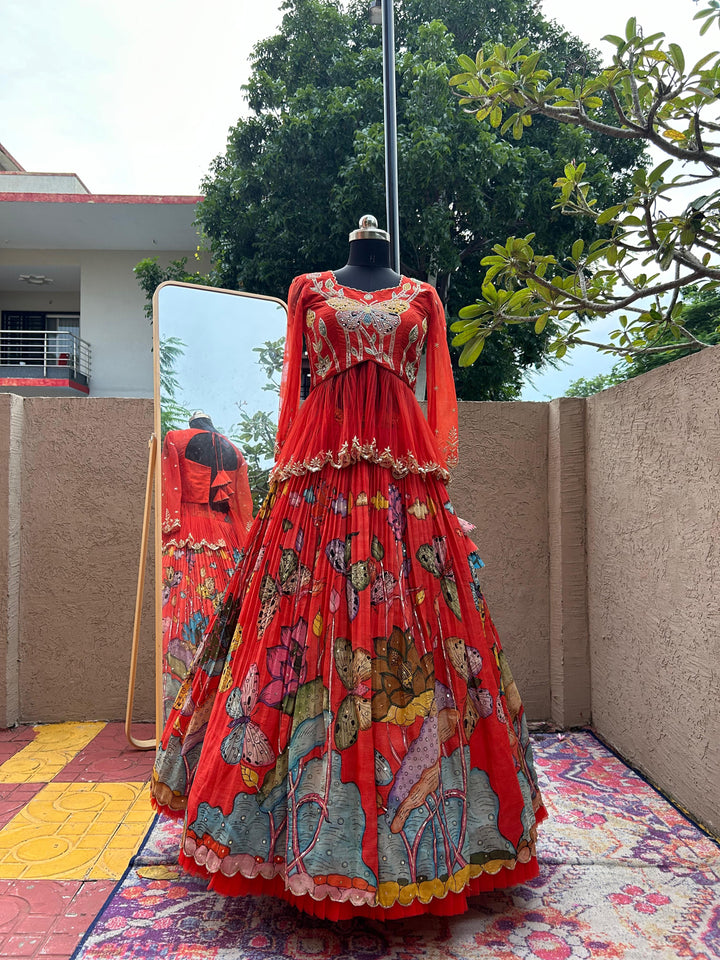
[{"xmin": 127, "ymin": 282, "xmax": 288, "ymax": 745}]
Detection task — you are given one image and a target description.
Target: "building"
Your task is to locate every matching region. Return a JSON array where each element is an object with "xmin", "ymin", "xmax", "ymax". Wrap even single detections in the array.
[{"xmin": 0, "ymin": 143, "xmax": 205, "ymax": 398}]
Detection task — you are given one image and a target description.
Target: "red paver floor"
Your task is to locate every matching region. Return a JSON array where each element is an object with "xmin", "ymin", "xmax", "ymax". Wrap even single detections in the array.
[
  {"xmin": 58, "ymin": 723, "xmax": 155, "ymax": 783},
  {"xmin": 0, "ymin": 878, "xmax": 116, "ymax": 959},
  {"xmin": 0, "ymin": 783, "xmax": 45, "ymax": 830}
]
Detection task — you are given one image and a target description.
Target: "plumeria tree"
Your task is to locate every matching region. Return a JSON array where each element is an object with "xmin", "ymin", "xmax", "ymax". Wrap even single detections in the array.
[{"xmin": 448, "ymin": 2, "xmax": 720, "ymax": 366}]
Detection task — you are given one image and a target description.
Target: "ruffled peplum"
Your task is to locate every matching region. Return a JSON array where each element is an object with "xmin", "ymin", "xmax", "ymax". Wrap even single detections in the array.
[
  {"xmin": 271, "ymin": 361, "xmax": 451, "ymax": 484},
  {"xmin": 162, "ymin": 501, "xmax": 243, "ymax": 553}
]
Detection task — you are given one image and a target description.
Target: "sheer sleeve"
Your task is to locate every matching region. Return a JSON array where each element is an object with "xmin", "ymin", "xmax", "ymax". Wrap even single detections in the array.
[
  {"xmin": 424, "ymin": 285, "xmax": 459, "ymax": 470},
  {"xmin": 274, "ymin": 275, "xmax": 306, "ymax": 459},
  {"xmin": 161, "ymin": 431, "xmax": 183, "ymax": 534},
  {"xmin": 230, "ymin": 450, "xmax": 254, "ymax": 541}
]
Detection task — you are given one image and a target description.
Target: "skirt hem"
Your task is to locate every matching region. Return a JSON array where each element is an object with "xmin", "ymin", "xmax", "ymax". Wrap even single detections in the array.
[{"xmin": 176, "ymin": 850, "xmax": 543, "ymax": 920}]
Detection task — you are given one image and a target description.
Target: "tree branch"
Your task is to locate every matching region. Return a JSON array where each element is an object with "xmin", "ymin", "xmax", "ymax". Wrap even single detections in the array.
[
  {"xmin": 607, "ymin": 86, "xmax": 645, "ymax": 132},
  {"xmin": 566, "ymin": 336, "xmax": 707, "ymax": 354},
  {"xmin": 524, "ymin": 267, "xmax": 704, "ymax": 312},
  {"xmin": 522, "ymin": 97, "xmax": 720, "ymax": 169}
]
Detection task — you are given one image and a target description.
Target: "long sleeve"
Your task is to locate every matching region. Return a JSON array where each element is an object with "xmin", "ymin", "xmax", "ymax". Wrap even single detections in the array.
[
  {"xmin": 425, "ymin": 286, "xmax": 459, "ymax": 470},
  {"xmin": 161, "ymin": 431, "xmax": 183, "ymax": 534},
  {"xmin": 229, "ymin": 451, "xmax": 254, "ymax": 543},
  {"xmin": 274, "ymin": 275, "xmax": 305, "ymax": 459}
]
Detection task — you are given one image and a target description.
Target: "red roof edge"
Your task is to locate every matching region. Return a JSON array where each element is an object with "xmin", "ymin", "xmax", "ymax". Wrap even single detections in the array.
[{"xmin": 0, "ymin": 192, "xmax": 203, "ymax": 204}]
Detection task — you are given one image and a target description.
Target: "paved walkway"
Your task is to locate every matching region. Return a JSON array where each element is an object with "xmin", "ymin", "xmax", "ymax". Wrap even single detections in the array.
[
  {"xmin": 0, "ymin": 722, "xmax": 155, "ymax": 958},
  {"xmin": 0, "ymin": 723, "xmax": 718, "ymax": 959}
]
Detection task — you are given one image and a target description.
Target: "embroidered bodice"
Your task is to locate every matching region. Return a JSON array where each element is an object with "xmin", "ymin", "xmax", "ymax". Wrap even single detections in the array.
[
  {"xmin": 303, "ymin": 272, "xmax": 429, "ymax": 390},
  {"xmin": 272, "ymin": 271, "xmax": 459, "ymax": 482}
]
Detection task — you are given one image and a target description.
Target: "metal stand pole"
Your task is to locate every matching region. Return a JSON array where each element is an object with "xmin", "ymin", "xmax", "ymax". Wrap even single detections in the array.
[
  {"xmin": 381, "ymin": 0, "xmax": 400, "ymax": 272},
  {"xmin": 125, "ymin": 433, "xmax": 157, "ymax": 750}
]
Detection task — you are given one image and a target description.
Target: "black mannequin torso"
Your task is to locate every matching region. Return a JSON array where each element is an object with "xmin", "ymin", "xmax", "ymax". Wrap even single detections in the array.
[{"xmin": 333, "ymin": 238, "xmax": 401, "ymax": 292}]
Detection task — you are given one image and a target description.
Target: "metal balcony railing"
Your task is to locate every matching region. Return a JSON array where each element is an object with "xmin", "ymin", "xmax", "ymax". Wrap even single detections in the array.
[{"xmin": 0, "ymin": 330, "xmax": 91, "ymax": 380}]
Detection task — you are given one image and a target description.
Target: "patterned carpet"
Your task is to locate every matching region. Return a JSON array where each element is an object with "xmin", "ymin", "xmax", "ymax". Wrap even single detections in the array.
[{"xmin": 70, "ymin": 731, "xmax": 720, "ymax": 960}]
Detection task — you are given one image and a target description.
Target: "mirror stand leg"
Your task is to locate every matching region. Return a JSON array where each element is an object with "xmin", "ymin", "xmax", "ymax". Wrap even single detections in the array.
[{"xmin": 125, "ymin": 433, "xmax": 157, "ymax": 750}]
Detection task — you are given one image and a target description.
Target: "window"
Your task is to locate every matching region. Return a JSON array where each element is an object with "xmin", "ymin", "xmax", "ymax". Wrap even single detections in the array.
[{"xmin": 1, "ymin": 311, "xmax": 81, "ymax": 366}]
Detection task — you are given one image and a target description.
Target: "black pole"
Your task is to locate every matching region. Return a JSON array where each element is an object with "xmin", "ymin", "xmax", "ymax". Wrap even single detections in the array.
[{"xmin": 381, "ymin": 0, "xmax": 400, "ymax": 272}]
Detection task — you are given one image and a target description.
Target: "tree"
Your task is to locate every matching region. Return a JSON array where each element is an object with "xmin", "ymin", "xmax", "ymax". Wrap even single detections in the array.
[
  {"xmin": 159, "ymin": 336, "xmax": 192, "ymax": 437},
  {"xmin": 134, "ymin": 259, "xmax": 214, "ymax": 437},
  {"xmin": 564, "ymin": 285, "xmax": 720, "ymax": 394},
  {"xmin": 134, "ymin": 257, "xmax": 214, "ymax": 319},
  {"xmin": 196, "ymin": 0, "xmax": 643, "ymax": 398},
  {"xmin": 449, "ymin": 3, "xmax": 720, "ymax": 368},
  {"xmin": 619, "ymin": 285, "xmax": 720, "ymax": 374},
  {"xmin": 563, "ymin": 369, "xmax": 628, "ymax": 397},
  {"xmin": 227, "ymin": 338, "xmax": 286, "ymax": 506}
]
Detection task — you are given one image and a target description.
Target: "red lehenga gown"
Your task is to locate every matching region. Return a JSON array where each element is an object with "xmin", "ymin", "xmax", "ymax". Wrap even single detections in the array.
[
  {"xmin": 160, "ymin": 428, "xmax": 254, "ymax": 719},
  {"xmin": 151, "ymin": 271, "xmax": 547, "ymax": 921}
]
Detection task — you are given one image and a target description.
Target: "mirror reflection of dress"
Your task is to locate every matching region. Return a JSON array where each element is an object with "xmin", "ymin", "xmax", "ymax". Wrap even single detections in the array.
[
  {"xmin": 160, "ymin": 415, "xmax": 253, "ymax": 720},
  {"xmin": 152, "ymin": 228, "xmax": 548, "ymax": 921}
]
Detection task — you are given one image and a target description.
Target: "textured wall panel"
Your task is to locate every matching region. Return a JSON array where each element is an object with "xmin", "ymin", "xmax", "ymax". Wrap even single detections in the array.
[
  {"xmin": 548, "ymin": 399, "xmax": 590, "ymax": 727},
  {"xmin": 18, "ymin": 398, "xmax": 155, "ymax": 723},
  {"xmin": 586, "ymin": 347, "xmax": 720, "ymax": 832},
  {"xmin": 451, "ymin": 402, "xmax": 550, "ymax": 719},
  {"xmin": 0, "ymin": 395, "xmax": 23, "ymax": 726}
]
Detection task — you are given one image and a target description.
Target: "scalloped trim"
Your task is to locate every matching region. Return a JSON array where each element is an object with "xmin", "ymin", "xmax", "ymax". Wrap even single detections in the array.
[
  {"xmin": 271, "ymin": 436, "xmax": 451, "ymax": 483},
  {"xmin": 182, "ymin": 832, "xmax": 537, "ymax": 911},
  {"xmin": 161, "ymin": 535, "xmax": 231, "ymax": 552}
]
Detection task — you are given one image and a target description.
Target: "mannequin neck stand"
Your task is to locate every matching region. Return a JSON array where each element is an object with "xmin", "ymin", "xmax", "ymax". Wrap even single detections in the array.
[
  {"xmin": 333, "ymin": 238, "xmax": 401, "ymax": 292},
  {"xmin": 189, "ymin": 416, "xmax": 217, "ymax": 433}
]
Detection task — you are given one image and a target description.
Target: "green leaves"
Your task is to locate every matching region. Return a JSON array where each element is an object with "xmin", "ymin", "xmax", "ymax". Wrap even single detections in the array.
[
  {"xmin": 457, "ymin": 54, "xmax": 477, "ymax": 73},
  {"xmin": 597, "ymin": 204, "xmax": 623, "ymax": 225},
  {"xmin": 459, "ymin": 335, "xmax": 486, "ymax": 366},
  {"xmin": 668, "ymin": 43, "xmax": 685, "ymax": 73},
  {"xmin": 694, "ymin": 0, "xmax": 720, "ymax": 35},
  {"xmin": 449, "ymin": 6, "xmax": 720, "ymax": 368}
]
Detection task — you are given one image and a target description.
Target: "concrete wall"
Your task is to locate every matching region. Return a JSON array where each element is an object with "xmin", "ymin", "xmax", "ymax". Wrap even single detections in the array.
[
  {"xmin": 0, "ymin": 173, "xmax": 89, "ymax": 194},
  {"xmin": 79, "ymin": 251, "xmax": 155, "ymax": 399},
  {"xmin": 0, "ymin": 395, "xmax": 156, "ymax": 726},
  {"xmin": 0, "ymin": 292, "xmax": 80, "ymax": 312},
  {"xmin": 586, "ymin": 346, "xmax": 720, "ymax": 834},
  {"xmin": 452, "ymin": 402, "xmax": 550, "ymax": 719},
  {"xmin": 0, "ymin": 395, "xmax": 22, "ymax": 726}
]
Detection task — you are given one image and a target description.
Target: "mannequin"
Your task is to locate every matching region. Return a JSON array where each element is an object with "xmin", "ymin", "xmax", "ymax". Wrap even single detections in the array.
[
  {"xmin": 183, "ymin": 413, "xmax": 240, "ymax": 514},
  {"xmin": 332, "ymin": 214, "xmax": 401, "ymax": 291}
]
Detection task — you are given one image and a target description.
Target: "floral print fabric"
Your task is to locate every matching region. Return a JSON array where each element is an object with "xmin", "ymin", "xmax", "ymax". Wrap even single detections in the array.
[
  {"xmin": 152, "ymin": 275, "xmax": 547, "ymax": 920},
  {"xmin": 160, "ymin": 429, "xmax": 252, "ymax": 720},
  {"xmin": 161, "ymin": 524, "xmax": 240, "ymax": 721}
]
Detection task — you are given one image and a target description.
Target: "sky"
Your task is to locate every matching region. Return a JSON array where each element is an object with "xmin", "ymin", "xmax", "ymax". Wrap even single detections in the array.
[
  {"xmin": 1, "ymin": 0, "xmax": 713, "ymax": 398},
  {"xmin": 158, "ymin": 283, "xmax": 286, "ymax": 442}
]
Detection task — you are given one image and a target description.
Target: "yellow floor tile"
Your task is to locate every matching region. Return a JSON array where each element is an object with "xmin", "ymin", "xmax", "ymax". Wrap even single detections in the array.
[
  {"xmin": 89, "ymin": 848, "xmax": 141, "ymax": 880},
  {"xmin": 0, "ymin": 780, "xmax": 154, "ymax": 880},
  {"xmin": 0, "ymin": 721, "xmax": 106, "ymax": 783},
  {"xmin": 137, "ymin": 865, "xmax": 183, "ymax": 880},
  {"xmin": 85, "ymin": 822, "xmax": 117, "ymax": 837}
]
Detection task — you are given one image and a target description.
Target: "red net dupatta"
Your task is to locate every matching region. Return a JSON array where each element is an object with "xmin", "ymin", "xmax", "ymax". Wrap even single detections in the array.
[{"xmin": 424, "ymin": 284, "xmax": 459, "ymax": 470}]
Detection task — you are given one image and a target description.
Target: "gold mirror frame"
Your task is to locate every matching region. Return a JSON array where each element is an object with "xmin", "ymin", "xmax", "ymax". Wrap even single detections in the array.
[{"xmin": 126, "ymin": 281, "xmax": 287, "ymax": 748}]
